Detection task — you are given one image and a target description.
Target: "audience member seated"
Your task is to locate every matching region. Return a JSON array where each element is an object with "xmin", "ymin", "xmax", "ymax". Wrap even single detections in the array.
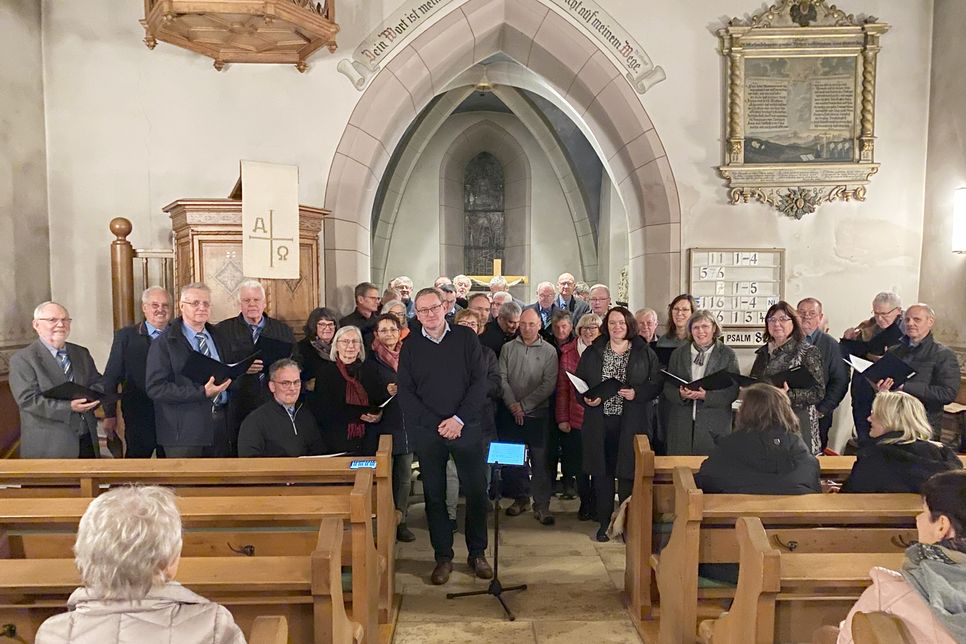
[
  {"xmin": 750, "ymin": 301, "xmax": 825, "ymax": 455},
  {"xmin": 696, "ymin": 383, "xmax": 820, "ymax": 495},
  {"xmin": 841, "ymin": 391, "xmax": 962, "ymax": 494},
  {"xmin": 831, "ymin": 470, "xmax": 966, "ymax": 644},
  {"xmin": 237, "ymin": 358, "xmax": 327, "ymax": 457},
  {"xmin": 662, "ymin": 310, "xmax": 740, "ymax": 455},
  {"xmin": 36, "ymin": 486, "xmax": 245, "ymax": 644},
  {"xmin": 306, "ymin": 326, "xmax": 384, "ymax": 455}
]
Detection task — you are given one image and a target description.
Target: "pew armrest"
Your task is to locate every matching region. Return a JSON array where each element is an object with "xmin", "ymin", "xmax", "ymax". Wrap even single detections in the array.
[
  {"xmin": 312, "ymin": 517, "xmax": 363, "ymax": 644},
  {"xmin": 851, "ymin": 611, "xmax": 916, "ymax": 644},
  {"xmin": 249, "ymin": 615, "xmax": 288, "ymax": 644}
]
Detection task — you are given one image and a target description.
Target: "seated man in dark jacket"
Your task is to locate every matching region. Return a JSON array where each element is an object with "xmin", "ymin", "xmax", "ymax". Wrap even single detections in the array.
[
  {"xmin": 696, "ymin": 383, "xmax": 820, "ymax": 495},
  {"xmin": 238, "ymin": 359, "xmax": 327, "ymax": 457}
]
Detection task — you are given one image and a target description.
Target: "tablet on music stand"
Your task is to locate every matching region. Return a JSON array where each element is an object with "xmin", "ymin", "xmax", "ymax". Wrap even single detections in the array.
[{"xmin": 487, "ymin": 442, "xmax": 527, "ymax": 466}]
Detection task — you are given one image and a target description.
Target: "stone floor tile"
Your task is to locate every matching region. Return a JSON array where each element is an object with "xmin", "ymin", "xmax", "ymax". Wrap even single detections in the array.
[
  {"xmin": 533, "ymin": 619, "xmax": 643, "ymax": 643},
  {"xmin": 393, "ymin": 620, "xmax": 536, "ymax": 643}
]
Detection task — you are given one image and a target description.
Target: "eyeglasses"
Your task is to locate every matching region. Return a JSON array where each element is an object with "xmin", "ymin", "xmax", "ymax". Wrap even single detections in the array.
[
  {"xmin": 672, "ymin": 306, "xmax": 692, "ymax": 313},
  {"xmin": 377, "ymin": 327, "xmax": 400, "ymax": 334},
  {"xmin": 181, "ymin": 300, "xmax": 211, "ymax": 309},
  {"xmin": 579, "ymin": 326, "xmax": 597, "ymax": 333},
  {"xmin": 272, "ymin": 379, "xmax": 301, "ymax": 388},
  {"xmin": 589, "ymin": 297, "xmax": 609, "ymax": 303},
  {"xmin": 36, "ymin": 317, "xmax": 72, "ymax": 325},
  {"xmin": 872, "ymin": 307, "xmax": 899, "ymax": 318},
  {"xmin": 317, "ymin": 321, "xmax": 336, "ymax": 329},
  {"xmin": 797, "ymin": 311, "xmax": 820, "ymax": 319},
  {"xmin": 416, "ymin": 303, "xmax": 443, "ymax": 315},
  {"xmin": 767, "ymin": 316, "xmax": 793, "ymax": 324},
  {"xmin": 337, "ymin": 338, "xmax": 361, "ymax": 346},
  {"xmin": 145, "ymin": 303, "xmax": 170, "ymax": 310}
]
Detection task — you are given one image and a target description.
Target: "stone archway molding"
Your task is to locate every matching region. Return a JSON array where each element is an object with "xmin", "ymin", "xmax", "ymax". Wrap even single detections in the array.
[{"xmin": 323, "ymin": 0, "xmax": 680, "ymax": 312}]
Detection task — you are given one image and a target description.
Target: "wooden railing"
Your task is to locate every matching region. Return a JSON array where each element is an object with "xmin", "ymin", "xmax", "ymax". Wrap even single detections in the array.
[{"xmin": 109, "ymin": 217, "xmax": 176, "ymax": 330}]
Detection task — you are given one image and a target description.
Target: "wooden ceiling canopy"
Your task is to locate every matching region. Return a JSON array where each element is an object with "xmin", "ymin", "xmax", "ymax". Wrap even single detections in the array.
[{"xmin": 140, "ymin": 0, "xmax": 339, "ymax": 72}]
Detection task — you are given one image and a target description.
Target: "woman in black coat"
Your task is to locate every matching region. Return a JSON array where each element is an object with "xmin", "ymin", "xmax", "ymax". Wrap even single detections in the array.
[
  {"xmin": 696, "ymin": 383, "xmax": 820, "ymax": 495},
  {"xmin": 576, "ymin": 306, "xmax": 661, "ymax": 541},
  {"xmin": 306, "ymin": 325, "xmax": 384, "ymax": 455},
  {"xmin": 842, "ymin": 390, "xmax": 963, "ymax": 493},
  {"xmin": 366, "ymin": 313, "xmax": 414, "ymax": 541},
  {"xmin": 294, "ymin": 307, "xmax": 340, "ymax": 387}
]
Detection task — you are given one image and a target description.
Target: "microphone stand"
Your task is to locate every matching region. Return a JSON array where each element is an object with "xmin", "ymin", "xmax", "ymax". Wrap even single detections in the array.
[{"xmin": 447, "ymin": 463, "xmax": 527, "ymax": 620}]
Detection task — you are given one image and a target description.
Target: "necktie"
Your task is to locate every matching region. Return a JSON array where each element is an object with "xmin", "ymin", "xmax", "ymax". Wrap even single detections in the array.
[
  {"xmin": 196, "ymin": 333, "xmax": 212, "ymax": 357},
  {"xmin": 57, "ymin": 350, "xmax": 73, "ymax": 382},
  {"xmin": 250, "ymin": 324, "xmax": 261, "ymax": 344},
  {"xmin": 150, "ymin": 329, "xmax": 160, "ymax": 341}
]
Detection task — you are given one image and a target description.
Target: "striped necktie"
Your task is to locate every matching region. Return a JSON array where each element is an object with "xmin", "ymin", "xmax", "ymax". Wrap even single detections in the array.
[
  {"xmin": 57, "ymin": 350, "xmax": 73, "ymax": 382},
  {"xmin": 250, "ymin": 324, "xmax": 261, "ymax": 344},
  {"xmin": 196, "ymin": 333, "xmax": 212, "ymax": 357}
]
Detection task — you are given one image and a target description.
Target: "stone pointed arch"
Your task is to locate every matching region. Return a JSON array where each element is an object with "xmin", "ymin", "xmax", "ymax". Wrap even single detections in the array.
[{"xmin": 324, "ymin": 0, "xmax": 679, "ymax": 311}]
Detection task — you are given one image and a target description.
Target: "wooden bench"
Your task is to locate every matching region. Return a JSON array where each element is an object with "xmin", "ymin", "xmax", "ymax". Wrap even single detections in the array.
[
  {"xmin": 654, "ymin": 467, "xmax": 920, "ymax": 644},
  {"xmin": 697, "ymin": 518, "xmax": 905, "ymax": 643},
  {"xmin": 942, "ymin": 376, "xmax": 966, "ymax": 451},
  {"xmin": 250, "ymin": 616, "xmax": 289, "ymax": 644},
  {"xmin": 851, "ymin": 611, "xmax": 916, "ymax": 644},
  {"xmin": 0, "ymin": 518, "xmax": 361, "ymax": 644},
  {"xmin": 0, "ymin": 435, "xmax": 396, "ymax": 624}
]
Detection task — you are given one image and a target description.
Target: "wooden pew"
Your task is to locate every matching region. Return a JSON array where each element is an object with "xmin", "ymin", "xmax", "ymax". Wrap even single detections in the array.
[
  {"xmin": 697, "ymin": 518, "xmax": 905, "ymax": 644},
  {"xmin": 654, "ymin": 467, "xmax": 920, "ymax": 644},
  {"xmin": 0, "ymin": 518, "xmax": 362, "ymax": 644},
  {"xmin": 250, "ymin": 615, "xmax": 289, "ymax": 644},
  {"xmin": 851, "ymin": 611, "xmax": 916, "ymax": 644},
  {"xmin": 0, "ymin": 435, "xmax": 396, "ymax": 624}
]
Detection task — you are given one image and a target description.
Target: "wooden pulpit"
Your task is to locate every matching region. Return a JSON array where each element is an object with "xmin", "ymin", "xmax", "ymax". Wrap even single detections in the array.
[{"xmin": 164, "ymin": 199, "xmax": 326, "ymax": 334}]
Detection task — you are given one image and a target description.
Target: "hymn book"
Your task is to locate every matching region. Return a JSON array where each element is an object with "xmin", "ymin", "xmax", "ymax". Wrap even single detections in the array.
[
  {"xmin": 843, "ymin": 352, "xmax": 917, "ymax": 389},
  {"xmin": 182, "ymin": 350, "xmax": 261, "ymax": 385}
]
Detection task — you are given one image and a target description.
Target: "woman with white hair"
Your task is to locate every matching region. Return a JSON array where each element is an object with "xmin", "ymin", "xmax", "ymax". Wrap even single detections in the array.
[
  {"xmin": 841, "ymin": 391, "xmax": 962, "ymax": 493},
  {"xmin": 306, "ymin": 325, "xmax": 385, "ymax": 455},
  {"xmin": 36, "ymin": 486, "xmax": 244, "ymax": 644}
]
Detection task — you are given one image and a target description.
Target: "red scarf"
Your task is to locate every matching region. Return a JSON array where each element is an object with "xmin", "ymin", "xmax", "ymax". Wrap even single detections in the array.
[
  {"xmin": 371, "ymin": 337, "xmax": 401, "ymax": 372},
  {"xmin": 336, "ymin": 359, "xmax": 369, "ymax": 440}
]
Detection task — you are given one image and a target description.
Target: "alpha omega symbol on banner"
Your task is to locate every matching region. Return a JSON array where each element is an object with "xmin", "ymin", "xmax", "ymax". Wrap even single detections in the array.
[{"xmin": 241, "ymin": 160, "xmax": 300, "ymax": 279}]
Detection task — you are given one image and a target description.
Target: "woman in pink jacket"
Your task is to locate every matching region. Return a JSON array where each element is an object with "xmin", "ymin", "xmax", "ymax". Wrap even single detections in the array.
[
  {"xmin": 37, "ymin": 486, "xmax": 245, "ymax": 644},
  {"xmin": 831, "ymin": 469, "xmax": 966, "ymax": 643}
]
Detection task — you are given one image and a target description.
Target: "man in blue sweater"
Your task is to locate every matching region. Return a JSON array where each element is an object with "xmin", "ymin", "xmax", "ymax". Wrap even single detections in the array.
[{"xmin": 398, "ymin": 287, "xmax": 491, "ymax": 585}]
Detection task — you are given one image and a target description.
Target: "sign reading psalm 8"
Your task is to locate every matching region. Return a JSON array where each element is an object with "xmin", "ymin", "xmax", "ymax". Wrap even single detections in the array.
[{"xmin": 241, "ymin": 160, "xmax": 300, "ymax": 280}]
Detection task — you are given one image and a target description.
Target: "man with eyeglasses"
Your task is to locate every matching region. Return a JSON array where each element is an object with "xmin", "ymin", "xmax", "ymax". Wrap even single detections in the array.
[
  {"xmin": 339, "ymin": 282, "xmax": 381, "ymax": 346},
  {"xmin": 390, "ymin": 275, "xmax": 415, "ymax": 318},
  {"xmin": 216, "ymin": 280, "xmax": 295, "ymax": 455},
  {"xmin": 99, "ymin": 286, "xmax": 172, "ymax": 458},
  {"xmin": 797, "ymin": 298, "xmax": 849, "ymax": 450},
  {"xmin": 556, "ymin": 272, "xmax": 590, "ymax": 321},
  {"xmin": 397, "ymin": 287, "xmax": 491, "ymax": 585},
  {"xmin": 480, "ymin": 300, "xmax": 521, "ymax": 356},
  {"xmin": 146, "ymin": 282, "xmax": 234, "ymax": 457},
  {"xmin": 237, "ymin": 359, "xmax": 327, "ymax": 457},
  {"xmin": 588, "ymin": 284, "xmax": 612, "ymax": 317},
  {"xmin": 10, "ymin": 301, "xmax": 104, "ymax": 457}
]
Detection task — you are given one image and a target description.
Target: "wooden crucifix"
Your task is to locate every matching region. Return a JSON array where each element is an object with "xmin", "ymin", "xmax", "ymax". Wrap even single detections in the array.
[{"xmin": 467, "ymin": 259, "xmax": 528, "ymax": 288}]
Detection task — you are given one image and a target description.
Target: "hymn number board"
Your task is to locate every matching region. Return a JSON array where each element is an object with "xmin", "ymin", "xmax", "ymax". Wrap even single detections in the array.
[{"xmin": 688, "ymin": 249, "xmax": 785, "ymax": 342}]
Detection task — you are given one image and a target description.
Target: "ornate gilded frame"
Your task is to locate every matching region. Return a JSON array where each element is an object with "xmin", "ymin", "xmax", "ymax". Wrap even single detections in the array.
[{"xmin": 718, "ymin": 1, "xmax": 888, "ymax": 218}]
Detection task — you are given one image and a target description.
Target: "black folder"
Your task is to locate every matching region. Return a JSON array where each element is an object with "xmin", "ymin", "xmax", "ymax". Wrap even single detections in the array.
[
  {"xmin": 662, "ymin": 369, "xmax": 735, "ymax": 391},
  {"xmin": 585, "ymin": 377, "xmax": 624, "ymax": 401},
  {"xmin": 42, "ymin": 382, "xmax": 105, "ymax": 402},
  {"xmin": 653, "ymin": 345, "xmax": 676, "ymax": 367},
  {"xmin": 858, "ymin": 352, "xmax": 917, "ymax": 389},
  {"xmin": 731, "ymin": 366, "xmax": 818, "ymax": 390},
  {"xmin": 182, "ymin": 350, "xmax": 261, "ymax": 385},
  {"xmin": 839, "ymin": 324, "xmax": 902, "ymax": 359},
  {"xmin": 348, "ymin": 395, "xmax": 396, "ymax": 418},
  {"xmin": 255, "ymin": 335, "xmax": 294, "ymax": 373}
]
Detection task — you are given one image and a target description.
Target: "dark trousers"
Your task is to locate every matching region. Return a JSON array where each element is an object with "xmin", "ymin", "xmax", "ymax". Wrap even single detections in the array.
[
  {"xmin": 561, "ymin": 428, "xmax": 593, "ymax": 507},
  {"xmin": 415, "ymin": 426, "xmax": 488, "ymax": 563},
  {"xmin": 161, "ymin": 406, "xmax": 231, "ymax": 458},
  {"xmin": 122, "ymin": 410, "xmax": 164, "ymax": 458},
  {"xmin": 501, "ymin": 418, "xmax": 553, "ymax": 511},
  {"xmin": 78, "ymin": 432, "xmax": 96, "ymax": 459},
  {"xmin": 393, "ymin": 451, "xmax": 414, "ymax": 522},
  {"xmin": 595, "ymin": 415, "xmax": 631, "ymax": 530},
  {"xmin": 851, "ymin": 376, "xmax": 875, "ymax": 445},
  {"xmin": 818, "ymin": 414, "xmax": 833, "ymax": 451}
]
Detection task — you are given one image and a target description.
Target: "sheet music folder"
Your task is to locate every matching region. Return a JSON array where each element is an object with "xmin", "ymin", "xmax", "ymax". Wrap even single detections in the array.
[
  {"xmin": 661, "ymin": 369, "xmax": 735, "ymax": 391},
  {"xmin": 42, "ymin": 382, "xmax": 105, "ymax": 402},
  {"xmin": 255, "ymin": 335, "xmax": 294, "ymax": 373},
  {"xmin": 844, "ymin": 352, "xmax": 917, "ymax": 389},
  {"xmin": 182, "ymin": 350, "xmax": 261, "ymax": 385},
  {"xmin": 565, "ymin": 372, "xmax": 623, "ymax": 400},
  {"xmin": 732, "ymin": 366, "xmax": 818, "ymax": 390}
]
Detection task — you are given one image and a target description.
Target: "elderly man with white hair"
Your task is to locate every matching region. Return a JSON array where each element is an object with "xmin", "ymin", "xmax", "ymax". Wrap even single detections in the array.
[
  {"xmin": 588, "ymin": 283, "xmax": 612, "ymax": 317},
  {"xmin": 10, "ymin": 301, "xmax": 104, "ymax": 458},
  {"xmin": 872, "ymin": 303, "xmax": 960, "ymax": 438},
  {"xmin": 525, "ymin": 281, "xmax": 559, "ymax": 331},
  {"xmin": 390, "ymin": 275, "xmax": 416, "ymax": 318},
  {"xmin": 555, "ymin": 272, "xmax": 590, "ymax": 320},
  {"xmin": 452, "ymin": 274, "xmax": 473, "ymax": 307}
]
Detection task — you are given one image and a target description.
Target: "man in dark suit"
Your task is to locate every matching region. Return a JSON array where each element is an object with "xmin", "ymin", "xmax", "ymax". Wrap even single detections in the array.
[
  {"xmin": 215, "ymin": 279, "xmax": 295, "ymax": 454},
  {"xmin": 438, "ymin": 283, "xmax": 463, "ymax": 324},
  {"xmin": 9, "ymin": 301, "xmax": 103, "ymax": 458},
  {"xmin": 525, "ymin": 281, "xmax": 561, "ymax": 342},
  {"xmin": 339, "ymin": 281, "xmax": 381, "ymax": 345},
  {"xmin": 797, "ymin": 298, "xmax": 849, "ymax": 450},
  {"xmin": 555, "ymin": 272, "xmax": 590, "ymax": 321},
  {"xmin": 145, "ymin": 282, "xmax": 234, "ymax": 458},
  {"xmin": 100, "ymin": 286, "xmax": 171, "ymax": 458}
]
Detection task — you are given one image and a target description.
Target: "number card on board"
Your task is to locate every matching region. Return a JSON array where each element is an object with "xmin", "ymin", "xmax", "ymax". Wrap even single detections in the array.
[{"xmin": 688, "ymin": 248, "xmax": 785, "ymax": 347}]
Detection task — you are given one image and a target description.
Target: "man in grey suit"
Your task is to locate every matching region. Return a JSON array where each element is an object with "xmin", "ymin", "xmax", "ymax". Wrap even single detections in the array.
[{"xmin": 9, "ymin": 301, "xmax": 103, "ymax": 458}]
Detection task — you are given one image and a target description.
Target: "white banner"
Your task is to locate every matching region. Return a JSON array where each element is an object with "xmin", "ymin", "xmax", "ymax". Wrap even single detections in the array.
[{"xmin": 241, "ymin": 160, "xmax": 300, "ymax": 279}]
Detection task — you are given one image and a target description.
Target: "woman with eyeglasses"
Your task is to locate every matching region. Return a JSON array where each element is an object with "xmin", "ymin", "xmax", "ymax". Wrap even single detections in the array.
[
  {"xmin": 294, "ymin": 307, "xmax": 340, "ymax": 389},
  {"xmin": 367, "ymin": 313, "xmax": 414, "ymax": 541},
  {"xmin": 576, "ymin": 307, "xmax": 661, "ymax": 541},
  {"xmin": 556, "ymin": 313, "xmax": 602, "ymax": 521},
  {"xmin": 307, "ymin": 325, "xmax": 384, "ymax": 455},
  {"xmin": 662, "ymin": 310, "xmax": 740, "ymax": 455},
  {"xmin": 749, "ymin": 301, "xmax": 826, "ymax": 454},
  {"xmin": 381, "ymin": 299, "xmax": 412, "ymax": 341},
  {"xmin": 655, "ymin": 294, "xmax": 696, "ymax": 360}
]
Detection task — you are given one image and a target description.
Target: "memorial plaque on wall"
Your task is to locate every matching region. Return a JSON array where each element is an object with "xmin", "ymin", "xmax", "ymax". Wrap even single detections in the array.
[{"xmin": 688, "ymin": 248, "xmax": 785, "ymax": 347}]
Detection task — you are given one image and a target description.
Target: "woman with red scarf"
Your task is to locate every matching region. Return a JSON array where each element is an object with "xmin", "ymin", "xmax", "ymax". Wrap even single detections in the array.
[
  {"xmin": 367, "ymin": 313, "xmax": 415, "ymax": 541},
  {"xmin": 307, "ymin": 325, "xmax": 384, "ymax": 455}
]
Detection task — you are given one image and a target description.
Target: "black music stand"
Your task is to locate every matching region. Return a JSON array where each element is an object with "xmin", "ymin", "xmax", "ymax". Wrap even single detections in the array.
[{"xmin": 447, "ymin": 443, "xmax": 528, "ymax": 620}]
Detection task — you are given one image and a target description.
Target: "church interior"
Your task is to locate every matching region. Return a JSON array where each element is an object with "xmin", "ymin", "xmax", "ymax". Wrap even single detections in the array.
[{"xmin": 1, "ymin": 0, "xmax": 965, "ymax": 642}]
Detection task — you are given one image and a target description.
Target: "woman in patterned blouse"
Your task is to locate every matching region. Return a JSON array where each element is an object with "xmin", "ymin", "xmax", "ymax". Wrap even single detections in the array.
[{"xmin": 575, "ymin": 307, "xmax": 661, "ymax": 541}]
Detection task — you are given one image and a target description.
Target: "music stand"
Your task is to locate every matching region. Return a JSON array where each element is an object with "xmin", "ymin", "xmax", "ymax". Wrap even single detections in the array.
[{"xmin": 447, "ymin": 442, "xmax": 528, "ymax": 620}]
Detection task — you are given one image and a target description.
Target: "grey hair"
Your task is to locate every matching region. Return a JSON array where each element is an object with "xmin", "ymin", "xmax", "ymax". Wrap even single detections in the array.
[
  {"xmin": 907, "ymin": 303, "xmax": 937, "ymax": 320},
  {"xmin": 574, "ymin": 282, "xmax": 591, "ymax": 296},
  {"xmin": 74, "ymin": 486, "xmax": 182, "ymax": 601},
  {"xmin": 489, "ymin": 275, "xmax": 508, "ymax": 288},
  {"xmin": 576, "ymin": 313, "xmax": 602, "ymax": 330},
  {"xmin": 796, "ymin": 297, "xmax": 823, "ymax": 312},
  {"xmin": 872, "ymin": 291, "xmax": 902, "ymax": 310},
  {"xmin": 382, "ymin": 299, "xmax": 405, "ymax": 312},
  {"xmin": 590, "ymin": 284, "xmax": 611, "ymax": 296},
  {"xmin": 391, "ymin": 276, "xmax": 413, "ymax": 288},
  {"xmin": 536, "ymin": 281, "xmax": 556, "ymax": 294},
  {"xmin": 179, "ymin": 282, "xmax": 210, "ymax": 300},
  {"xmin": 140, "ymin": 286, "xmax": 170, "ymax": 305},
  {"xmin": 236, "ymin": 279, "xmax": 265, "ymax": 300},
  {"xmin": 330, "ymin": 325, "xmax": 365, "ymax": 362},
  {"xmin": 453, "ymin": 274, "xmax": 471, "ymax": 287},
  {"xmin": 635, "ymin": 308, "xmax": 658, "ymax": 321},
  {"xmin": 498, "ymin": 301, "xmax": 522, "ymax": 320},
  {"xmin": 492, "ymin": 291, "xmax": 513, "ymax": 304},
  {"xmin": 33, "ymin": 301, "xmax": 69, "ymax": 320},
  {"xmin": 687, "ymin": 309, "xmax": 721, "ymax": 342},
  {"xmin": 268, "ymin": 358, "xmax": 300, "ymax": 380}
]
